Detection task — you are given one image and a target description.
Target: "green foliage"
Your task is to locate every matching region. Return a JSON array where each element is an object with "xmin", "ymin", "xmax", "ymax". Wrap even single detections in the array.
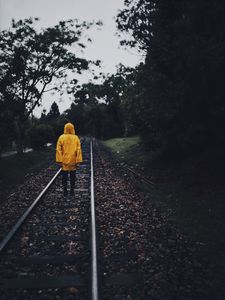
[
  {"xmin": 51, "ymin": 114, "xmax": 70, "ymax": 145},
  {"xmin": 0, "ymin": 17, "xmax": 101, "ymax": 153},
  {"xmin": 0, "ymin": 102, "xmax": 15, "ymax": 155},
  {"xmin": 116, "ymin": 0, "xmax": 225, "ymax": 154},
  {"xmin": 26, "ymin": 124, "xmax": 54, "ymax": 150},
  {"xmin": 65, "ymin": 64, "xmax": 139, "ymax": 139},
  {"xmin": 46, "ymin": 102, "xmax": 60, "ymax": 122},
  {"xmin": 116, "ymin": 0, "xmax": 155, "ymax": 50}
]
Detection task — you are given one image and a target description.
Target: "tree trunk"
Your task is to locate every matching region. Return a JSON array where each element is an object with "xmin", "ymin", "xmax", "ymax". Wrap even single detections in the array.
[
  {"xmin": 0, "ymin": 144, "xmax": 2, "ymax": 160},
  {"xmin": 16, "ymin": 138, "xmax": 24, "ymax": 154},
  {"xmin": 14, "ymin": 117, "xmax": 24, "ymax": 154}
]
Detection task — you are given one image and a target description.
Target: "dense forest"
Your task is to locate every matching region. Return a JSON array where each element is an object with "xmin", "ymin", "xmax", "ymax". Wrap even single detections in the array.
[{"xmin": 1, "ymin": 0, "xmax": 225, "ymax": 157}]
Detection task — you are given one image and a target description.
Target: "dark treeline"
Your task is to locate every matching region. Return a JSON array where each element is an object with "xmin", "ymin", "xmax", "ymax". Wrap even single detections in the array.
[
  {"xmin": 67, "ymin": 0, "xmax": 225, "ymax": 156},
  {"xmin": 116, "ymin": 0, "xmax": 225, "ymax": 155},
  {"xmin": 1, "ymin": 1, "xmax": 225, "ymax": 157},
  {"xmin": 30, "ymin": 63, "xmax": 138, "ymax": 146},
  {"xmin": 115, "ymin": 0, "xmax": 225, "ymax": 155}
]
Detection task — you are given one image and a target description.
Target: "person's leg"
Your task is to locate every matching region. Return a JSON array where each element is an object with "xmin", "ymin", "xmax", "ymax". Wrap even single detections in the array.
[
  {"xmin": 62, "ymin": 170, "xmax": 68, "ymax": 196},
  {"xmin": 70, "ymin": 170, "xmax": 76, "ymax": 195}
]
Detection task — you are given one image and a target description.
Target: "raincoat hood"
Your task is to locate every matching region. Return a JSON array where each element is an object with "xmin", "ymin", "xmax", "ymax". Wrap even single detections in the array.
[{"xmin": 64, "ymin": 123, "xmax": 75, "ymax": 135}]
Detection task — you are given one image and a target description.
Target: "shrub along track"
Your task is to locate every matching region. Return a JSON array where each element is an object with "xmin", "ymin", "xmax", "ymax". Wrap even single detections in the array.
[
  {"xmin": 0, "ymin": 138, "xmax": 98, "ymax": 300},
  {"xmin": 94, "ymin": 139, "xmax": 211, "ymax": 300}
]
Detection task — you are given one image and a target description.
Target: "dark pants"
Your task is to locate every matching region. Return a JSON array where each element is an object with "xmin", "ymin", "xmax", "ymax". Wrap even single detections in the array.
[{"xmin": 62, "ymin": 170, "xmax": 76, "ymax": 190}]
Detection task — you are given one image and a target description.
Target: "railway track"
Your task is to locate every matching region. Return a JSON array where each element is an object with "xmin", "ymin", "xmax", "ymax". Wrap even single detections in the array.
[
  {"xmin": 0, "ymin": 138, "xmax": 208, "ymax": 299},
  {"xmin": 0, "ymin": 138, "xmax": 99, "ymax": 300},
  {"xmin": 93, "ymin": 139, "xmax": 210, "ymax": 300},
  {"xmin": 94, "ymin": 139, "xmax": 156, "ymax": 187}
]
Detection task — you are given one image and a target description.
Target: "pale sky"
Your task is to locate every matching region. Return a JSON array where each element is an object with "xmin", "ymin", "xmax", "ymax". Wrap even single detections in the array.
[{"xmin": 0, "ymin": 0, "xmax": 142, "ymax": 116}]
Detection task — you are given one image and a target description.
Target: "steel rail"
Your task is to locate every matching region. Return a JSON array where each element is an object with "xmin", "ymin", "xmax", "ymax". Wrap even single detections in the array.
[
  {"xmin": 95, "ymin": 141, "xmax": 156, "ymax": 187},
  {"xmin": 90, "ymin": 140, "xmax": 99, "ymax": 300},
  {"xmin": 0, "ymin": 168, "xmax": 62, "ymax": 253},
  {"xmin": 125, "ymin": 166, "xmax": 156, "ymax": 186}
]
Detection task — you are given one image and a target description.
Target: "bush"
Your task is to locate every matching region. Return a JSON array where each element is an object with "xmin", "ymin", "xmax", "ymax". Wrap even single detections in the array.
[{"xmin": 26, "ymin": 124, "xmax": 54, "ymax": 150}]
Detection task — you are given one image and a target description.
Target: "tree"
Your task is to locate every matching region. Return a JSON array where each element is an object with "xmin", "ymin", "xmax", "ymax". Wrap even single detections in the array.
[
  {"xmin": 26, "ymin": 124, "xmax": 54, "ymax": 150},
  {"xmin": 66, "ymin": 82, "xmax": 103, "ymax": 136},
  {"xmin": 117, "ymin": 0, "xmax": 225, "ymax": 154},
  {"xmin": 116, "ymin": 0, "xmax": 155, "ymax": 51},
  {"xmin": 66, "ymin": 102, "xmax": 86, "ymax": 135},
  {"xmin": 46, "ymin": 102, "xmax": 60, "ymax": 122},
  {"xmin": 65, "ymin": 65, "xmax": 138, "ymax": 139},
  {"xmin": 0, "ymin": 101, "xmax": 15, "ymax": 157},
  {"xmin": 0, "ymin": 18, "xmax": 101, "ymax": 153}
]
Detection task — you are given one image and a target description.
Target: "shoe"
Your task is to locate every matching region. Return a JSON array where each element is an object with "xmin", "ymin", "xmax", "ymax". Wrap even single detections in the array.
[
  {"xmin": 70, "ymin": 189, "xmax": 74, "ymax": 196},
  {"xmin": 63, "ymin": 188, "xmax": 68, "ymax": 197}
]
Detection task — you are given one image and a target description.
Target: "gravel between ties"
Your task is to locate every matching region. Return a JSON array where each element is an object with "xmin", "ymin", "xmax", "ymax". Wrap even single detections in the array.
[
  {"xmin": 94, "ymin": 141, "xmax": 211, "ymax": 300},
  {"xmin": 0, "ymin": 140, "xmax": 212, "ymax": 300},
  {"xmin": 0, "ymin": 165, "xmax": 58, "ymax": 240},
  {"xmin": 0, "ymin": 142, "xmax": 91, "ymax": 300}
]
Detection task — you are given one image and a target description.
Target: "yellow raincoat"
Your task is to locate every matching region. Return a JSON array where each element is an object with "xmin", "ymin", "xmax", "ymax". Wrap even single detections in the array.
[{"xmin": 56, "ymin": 123, "xmax": 82, "ymax": 171}]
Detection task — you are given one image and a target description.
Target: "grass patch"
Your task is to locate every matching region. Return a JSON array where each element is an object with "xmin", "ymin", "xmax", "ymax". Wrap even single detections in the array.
[
  {"xmin": 104, "ymin": 136, "xmax": 225, "ymax": 298},
  {"xmin": 103, "ymin": 136, "xmax": 150, "ymax": 167},
  {"xmin": 0, "ymin": 147, "xmax": 54, "ymax": 194}
]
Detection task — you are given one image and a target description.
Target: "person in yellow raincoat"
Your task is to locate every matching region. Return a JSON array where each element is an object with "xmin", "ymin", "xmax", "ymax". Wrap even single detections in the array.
[{"xmin": 56, "ymin": 122, "xmax": 82, "ymax": 196}]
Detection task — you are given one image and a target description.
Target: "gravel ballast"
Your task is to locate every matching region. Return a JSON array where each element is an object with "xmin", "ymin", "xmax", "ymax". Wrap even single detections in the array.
[{"xmin": 94, "ymin": 141, "xmax": 211, "ymax": 300}]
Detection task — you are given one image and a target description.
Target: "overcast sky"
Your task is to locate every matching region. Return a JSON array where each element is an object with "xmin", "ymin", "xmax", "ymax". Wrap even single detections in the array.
[{"xmin": 0, "ymin": 0, "xmax": 142, "ymax": 116}]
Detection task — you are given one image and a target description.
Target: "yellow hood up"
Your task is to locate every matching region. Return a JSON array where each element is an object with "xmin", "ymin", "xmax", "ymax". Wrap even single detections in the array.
[{"xmin": 64, "ymin": 123, "xmax": 75, "ymax": 135}]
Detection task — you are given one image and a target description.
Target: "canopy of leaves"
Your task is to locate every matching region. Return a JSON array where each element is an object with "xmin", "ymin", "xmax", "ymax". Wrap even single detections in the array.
[
  {"xmin": 116, "ymin": 0, "xmax": 225, "ymax": 154},
  {"xmin": 65, "ymin": 65, "xmax": 139, "ymax": 139},
  {"xmin": 0, "ymin": 17, "xmax": 101, "ymax": 153}
]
